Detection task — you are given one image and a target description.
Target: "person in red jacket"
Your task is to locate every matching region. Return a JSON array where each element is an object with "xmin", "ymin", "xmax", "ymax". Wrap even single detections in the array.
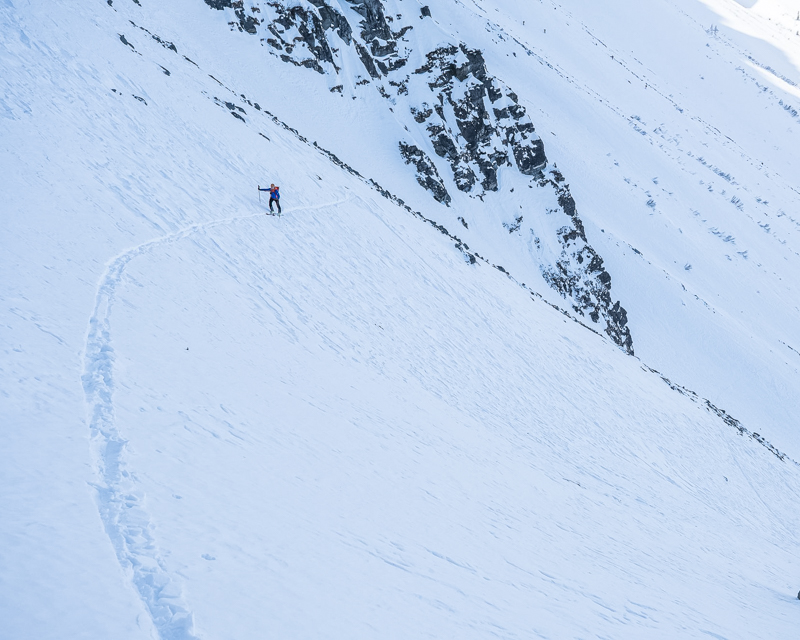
[{"xmin": 258, "ymin": 183, "xmax": 281, "ymax": 214}]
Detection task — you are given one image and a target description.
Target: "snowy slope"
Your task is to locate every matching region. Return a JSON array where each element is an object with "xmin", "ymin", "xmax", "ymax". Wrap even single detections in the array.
[
  {"xmin": 172, "ymin": 0, "xmax": 800, "ymax": 459},
  {"xmin": 2, "ymin": 0, "xmax": 800, "ymax": 639},
  {"xmin": 463, "ymin": 0, "xmax": 800, "ymax": 460}
]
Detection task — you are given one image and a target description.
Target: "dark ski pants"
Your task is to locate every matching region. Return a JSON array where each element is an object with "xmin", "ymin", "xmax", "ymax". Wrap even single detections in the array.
[{"xmin": 270, "ymin": 198, "xmax": 281, "ymax": 214}]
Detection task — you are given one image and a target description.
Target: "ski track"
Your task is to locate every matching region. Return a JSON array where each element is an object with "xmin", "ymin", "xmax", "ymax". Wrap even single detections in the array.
[{"xmin": 80, "ymin": 197, "xmax": 349, "ymax": 640}]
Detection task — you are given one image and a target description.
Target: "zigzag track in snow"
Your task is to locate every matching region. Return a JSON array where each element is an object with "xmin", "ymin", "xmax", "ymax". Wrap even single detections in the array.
[{"xmin": 80, "ymin": 198, "xmax": 348, "ymax": 640}]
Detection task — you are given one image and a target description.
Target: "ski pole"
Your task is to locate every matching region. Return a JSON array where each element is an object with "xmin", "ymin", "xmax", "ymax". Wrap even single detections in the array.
[{"xmin": 258, "ymin": 185, "xmax": 261, "ymax": 204}]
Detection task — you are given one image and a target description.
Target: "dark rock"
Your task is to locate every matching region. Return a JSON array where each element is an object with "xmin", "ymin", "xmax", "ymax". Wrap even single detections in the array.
[
  {"xmin": 420, "ymin": 6, "xmax": 431, "ymax": 18},
  {"xmin": 512, "ymin": 138, "xmax": 546, "ymax": 175},
  {"xmin": 411, "ymin": 44, "xmax": 546, "ymax": 194},
  {"xmin": 388, "ymin": 79, "xmax": 408, "ymax": 95},
  {"xmin": 356, "ymin": 42, "xmax": 381, "ymax": 78},
  {"xmin": 309, "ymin": 0, "xmax": 353, "ymax": 44},
  {"xmin": 453, "ymin": 164, "xmax": 477, "ymax": 192},
  {"xmin": 151, "ymin": 34, "xmax": 177, "ymax": 52},
  {"xmin": 224, "ymin": 101, "xmax": 245, "ymax": 114},
  {"xmin": 399, "ymin": 142, "xmax": 451, "ymax": 205},
  {"xmin": 411, "ymin": 105, "xmax": 433, "ymax": 123},
  {"xmin": 504, "ymin": 216, "xmax": 523, "ymax": 234},
  {"xmin": 346, "ymin": 0, "xmax": 393, "ymax": 43},
  {"xmin": 271, "ymin": 4, "xmax": 341, "ymax": 73},
  {"xmin": 239, "ymin": 14, "xmax": 258, "ymax": 34},
  {"xmin": 204, "ymin": 0, "xmax": 259, "ymax": 34},
  {"xmin": 428, "ymin": 125, "xmax": 457, "ymax": 161}
]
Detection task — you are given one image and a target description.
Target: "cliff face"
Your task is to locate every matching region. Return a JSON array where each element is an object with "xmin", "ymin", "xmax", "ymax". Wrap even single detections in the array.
[{"xmin": 201, "ymin": 0, "xmax": 634, "ymax": 353}]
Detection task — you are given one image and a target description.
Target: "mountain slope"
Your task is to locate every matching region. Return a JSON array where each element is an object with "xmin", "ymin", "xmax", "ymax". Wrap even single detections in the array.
[
  {"xmin": 181, "ymin": 0, "xmax": 800, "ymax": 458},
  {"xmin": 2, "ymin": 1, "xmax": 800, "ymax": 639}
]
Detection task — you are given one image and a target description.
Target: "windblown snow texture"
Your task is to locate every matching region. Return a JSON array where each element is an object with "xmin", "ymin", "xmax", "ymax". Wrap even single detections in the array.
[{"xmin": 4, "ymin": 0, "xmax": 800, "ymax": 639}]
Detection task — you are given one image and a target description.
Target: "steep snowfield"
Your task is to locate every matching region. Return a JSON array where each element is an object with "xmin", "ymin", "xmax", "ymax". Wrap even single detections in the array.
[
  {"xmin": 133, "ymin": 0, "xmax": 800, "ymax": 459},
  {"xmin": 2, "ymin": 0, "xmax": 800, "ymax": 639}
]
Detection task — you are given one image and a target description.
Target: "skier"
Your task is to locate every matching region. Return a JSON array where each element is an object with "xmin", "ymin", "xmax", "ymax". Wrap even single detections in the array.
[{"xmin": 258, "ymin": 183, "xmax": 281, "ymax": 215}]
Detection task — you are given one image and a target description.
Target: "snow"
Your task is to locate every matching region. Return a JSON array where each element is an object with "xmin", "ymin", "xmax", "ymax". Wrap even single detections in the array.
[
  {"xmin": 164, "ymin": 0, "xmax": 800, "ymax": 458},
  {"xmin": 449, "ymin": 0, "xmax": 800, "ymax": 459},
  {"xmin": 2, "ymin": 0, "xmax": 800, "ymax": 638}
]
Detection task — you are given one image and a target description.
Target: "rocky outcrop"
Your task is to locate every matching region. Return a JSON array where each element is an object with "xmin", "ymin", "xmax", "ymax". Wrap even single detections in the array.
[
  {"xmin": 399, "ymin": 142, "xmax": 451, "ymax": 205},
  {"xmin": 404, "ymin": 45, "xmax": 631, "ymax": 351},
  {"xmin": 204, "ymin": 0, "xmax": 259, "ymax": 34},
  {"xmin": 410, "ymin": 45, "xmax": 547, "ymax": 194},
  {"xmin": 539, "ymin": 171, "xmax": 632, "ymax": 352},
  {"xmin": 344, "ymin": 0, "xmax": 410, "ymax": 75},
  {"xmin": 263, "ymin": 1, "xmax": 352, "ymax": 73},
  {"xmin": 309, "ymin": 0, "xmax": 353, "ymax": 44},
  {"xmin": 207, "ymin": 0, "xmax": 410, "ymax": 79}
]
